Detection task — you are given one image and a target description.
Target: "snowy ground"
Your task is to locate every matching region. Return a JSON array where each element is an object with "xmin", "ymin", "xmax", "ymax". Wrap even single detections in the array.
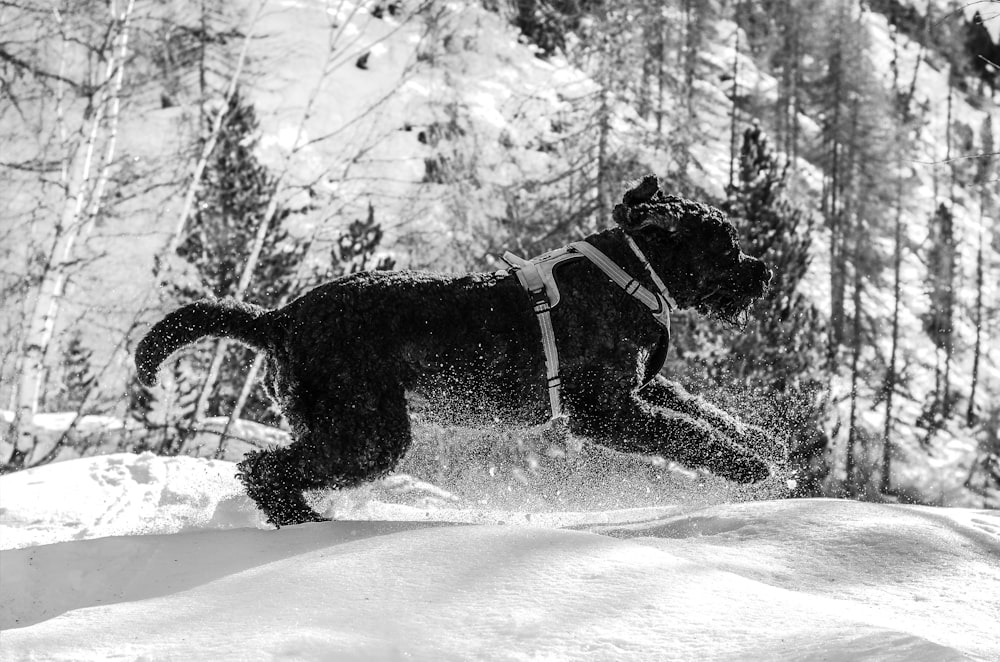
[{"xmin": 2, "ymin": 453, "xmax": 998, "ymax": 661}]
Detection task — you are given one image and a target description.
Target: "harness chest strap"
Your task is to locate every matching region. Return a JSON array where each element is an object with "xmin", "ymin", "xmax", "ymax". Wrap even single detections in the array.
[
  {"xmin": 500, "ymin": 249, "xmax": 573, "ymax": 422},
  {"xmin": 501, "ymin": 239, "xmax": 675, "ymax": 423}
]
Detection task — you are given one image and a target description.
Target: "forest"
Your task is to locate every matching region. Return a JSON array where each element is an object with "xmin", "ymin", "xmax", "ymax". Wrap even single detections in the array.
[{"xmin": 1, "ymin": 0, "xmax": 998, "ymax": 507}]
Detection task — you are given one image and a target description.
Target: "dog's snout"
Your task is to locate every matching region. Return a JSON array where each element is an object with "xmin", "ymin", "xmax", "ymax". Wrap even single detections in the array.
[
  {"xmin": 738, "ymin": 255, "xmax": 772, "ymax": 295},
  {"xmin": 738, "ymin": 253, "xmax": 769, "ymax": 277}
]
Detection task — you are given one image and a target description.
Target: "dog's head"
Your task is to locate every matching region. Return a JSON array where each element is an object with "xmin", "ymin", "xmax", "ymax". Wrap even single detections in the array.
[{"xmin": 612, "ymin": 175, "xmax": 771, "ymax": 323}]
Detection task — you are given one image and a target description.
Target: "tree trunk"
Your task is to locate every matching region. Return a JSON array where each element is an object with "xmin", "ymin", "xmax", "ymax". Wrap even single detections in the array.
[
  {"xmin": 595, "ymin": 27, "xmax": 612, "ymax": 223},
  {"xmin": 215, "ymin": 353, "xmax": 266, "ymax": 459},
  {"xmin": 881, "ymin": 26, "xmax": 916, "ymax": 495},
  {"xmin": 189, "ymin": 193, "xmax": 281, "ymax": 427},
  {"xmin": 967, "ymin": 206, "xmax": 985, "ymax": 426},
  {"xmin": 882, "ymin": 176, "xmax": 904, "ymax": 494},
  {"xmin": 728, "ymin": 0, "xmax": 740, "ymax": 193},
  {"xmin": 163, "ymin": 6, "xmax": 259, "ymax": 259},
  {"xmin": 7, "ymin": 1, "xmax": 135, "ymax": 468},
  {"xmin": 941, "ymin": 75, "xmax": 956, "ymax": 416},
  {"xmin": 845, "ymin": 225, "xmax": 864, "ymax": 496}
]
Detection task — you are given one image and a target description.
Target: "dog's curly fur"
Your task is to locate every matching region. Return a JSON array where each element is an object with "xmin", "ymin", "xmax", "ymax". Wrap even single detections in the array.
[{"xmin": 137, "ymin": 175, "xmax": 778, "ymax": 526}]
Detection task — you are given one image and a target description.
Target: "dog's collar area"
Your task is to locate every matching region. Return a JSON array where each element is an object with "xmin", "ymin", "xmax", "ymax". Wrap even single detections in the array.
[
  {"xmin": 567, "ymin": 239, "xmax": 675, "ymax": 331},
  {"xmin": 500, "ymin": 240, "xmax": 675, "ymax": 330},
  {"xmin": 500, "ymin": 238, "xmax": 676, "ymax": 431},
  {"xmin": 624, "ymin": 234, "xmax": 678, "ymax": 315}
]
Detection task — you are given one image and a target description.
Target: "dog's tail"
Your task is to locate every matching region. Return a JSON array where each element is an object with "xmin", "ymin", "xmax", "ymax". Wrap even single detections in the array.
[{"xmin": 135, "ymin": 298, "xmax": 273, "ymax": 387}]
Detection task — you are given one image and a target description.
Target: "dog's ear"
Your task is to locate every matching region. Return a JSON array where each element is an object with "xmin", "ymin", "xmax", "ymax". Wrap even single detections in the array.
[
  {"xmin": 613, "ymin": 174, "xmax": 665, "ymax": 231},
  {"xmin": 622, "ymin": 174, "xmax": 660, "ymax": 207}
]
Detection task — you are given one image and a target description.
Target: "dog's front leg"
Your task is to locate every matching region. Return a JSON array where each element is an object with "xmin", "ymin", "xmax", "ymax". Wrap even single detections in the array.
[
  {"xmin": 638, "ymin": 375, "xmax": 787, "ymax": 464},
  {"xmin": 567, "ymin": 374, "xmax": 773, "ymax": 484}
]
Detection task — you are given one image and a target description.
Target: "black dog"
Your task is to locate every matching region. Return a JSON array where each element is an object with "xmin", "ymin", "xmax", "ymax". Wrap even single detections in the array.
[{"xmin": 137, "ymin": 176, "xmax": 777, "ymax": 526}]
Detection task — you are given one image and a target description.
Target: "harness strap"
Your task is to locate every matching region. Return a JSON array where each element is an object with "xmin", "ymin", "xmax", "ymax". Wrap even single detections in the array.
[
  {"xmin": 501, "ymin": 247, "xmax": 578, "ymax": 309},
  {"xmin": 624, "ymin": 235, "xmax": 678, "ymax": 312},
  {"xmin": 502, "ymin": 237, "xmax": 676, "ymax": 427},
  {"xmin": 502, "ymin": 250, "xmax": 574, "ymax": 421},
  {"xmin": 568, "ymin": 240, "xmax": 674, "ymax": 332}
]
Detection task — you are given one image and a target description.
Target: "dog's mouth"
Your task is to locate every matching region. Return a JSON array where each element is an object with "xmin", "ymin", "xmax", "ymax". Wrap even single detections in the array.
[{"xmin": 695, "ymin": 289, "xmax": 754, "ymax": 325}]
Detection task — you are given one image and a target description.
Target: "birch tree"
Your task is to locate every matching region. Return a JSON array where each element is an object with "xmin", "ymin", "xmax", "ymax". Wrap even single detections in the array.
[{"xmin": 5, "ymin": 0, "xmax": 136, "ymax": 470}]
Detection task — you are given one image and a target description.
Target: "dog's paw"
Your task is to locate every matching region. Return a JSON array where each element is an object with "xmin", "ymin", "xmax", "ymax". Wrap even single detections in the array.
[{"xmin": 709, "ymin": 444, "xmax": 772, "ymax": 484}]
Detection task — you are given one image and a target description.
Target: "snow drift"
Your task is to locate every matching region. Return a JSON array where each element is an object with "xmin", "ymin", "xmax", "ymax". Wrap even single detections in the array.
[{"xmin": 1, "ymin": 453, "xmax": 997, "ymax": 661}]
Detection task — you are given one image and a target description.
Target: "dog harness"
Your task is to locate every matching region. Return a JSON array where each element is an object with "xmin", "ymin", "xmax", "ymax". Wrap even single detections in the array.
[{"xmin": 501, "ymin": 236, "xmax": 677, "ymax": 430}]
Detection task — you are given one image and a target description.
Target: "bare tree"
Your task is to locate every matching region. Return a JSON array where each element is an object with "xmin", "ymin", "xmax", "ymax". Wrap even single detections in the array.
[
  {"xmin": 967, "ymin": 114, "xmax": 994, "ymax": 426},
  {"xmin": 5, "ymin": 0, "xmax": 137, "ymax": 470},
  {"xmin": 881, "ymin": 25, "xmax": 924, "ymax": 495}
]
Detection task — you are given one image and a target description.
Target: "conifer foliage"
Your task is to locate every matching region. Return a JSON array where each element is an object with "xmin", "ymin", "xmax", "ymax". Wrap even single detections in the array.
[
  {"xmin": 176, "ymin": 89, "xmax": 308, "ymax": 427},
  {"xmin": 327, "ymin": 203, "xmax": 396, "ymax": 277},
  {"xmin": 721, "ymin": 123, "xmax": 826, "ymax": 392},
  {"xmin": 712, "ymin": 123, "xmax": 830, "ymax": 494},
  {"xmin": 173, "ymin": 90, "xmax": 304, "ymax": 308},
  {"xmin": 922, "ymin": 202, "xmax": 958, "ymax": 422},
  {"xmin": 50, "ymin": 332, "xmax": 96, "ymax": 414},
  {"xmin": 130, "ymin": 90, "xmax": 308, "ymax": 442}
]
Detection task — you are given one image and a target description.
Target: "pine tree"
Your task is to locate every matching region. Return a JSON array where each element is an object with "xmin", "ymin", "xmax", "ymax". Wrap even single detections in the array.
[
  {"xmin": 670, "ymin": 122, "xmax": 830, "ymax": 495},
  {"xmin": 922, "ymin": 202, "xmax": 958, "ymax": 428},
  {"xmin": 964, "ymin": 406, "xmax": 1000, "ymax": 508},
  {"xmin": 166, "ymin": 89, "xmax": 308, "ymax": 429},
  {"xmin": 126, "ymin": 356, "xmax": 202, "ymax": 455},
  {"xmin": 328, "ymin": 203, "xmax": 396, "ymax": 277},
  {"xmin": 721, "ymin": 123, "xmax": 827, "ymax": 390},
  {"xmin": 127, "ymin": 373, "xmax": 158, "ymax": 429},
  {"xmin": 51, "ymin": 332, "xmax": 96, "ymax": 413}
]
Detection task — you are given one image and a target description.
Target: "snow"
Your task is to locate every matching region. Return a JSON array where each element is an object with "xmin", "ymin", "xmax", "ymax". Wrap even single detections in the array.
[
  {"xmin": 3, "ymin": 0, "xmax": 997, "ymax": 507},
  {"xmin": 2, "ymin": 5, "xmax": 1000, "ymax": 656},
  {"xmin": 2, "ymin": 453, "xmax": 998, "ymax": 660}
]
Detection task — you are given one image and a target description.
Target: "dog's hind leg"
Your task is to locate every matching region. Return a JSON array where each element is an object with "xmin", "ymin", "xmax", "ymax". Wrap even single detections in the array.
[
  {"xmin": 237, "ymin": 376, "xmax": 414, "ymax": 527},
  {"xmin": 237, "ymin": 444, "xmax": 331, "ymax": 527},
  {"xmin": 566, "ymin": 372, "xmax": 771, "ymax": 483}
]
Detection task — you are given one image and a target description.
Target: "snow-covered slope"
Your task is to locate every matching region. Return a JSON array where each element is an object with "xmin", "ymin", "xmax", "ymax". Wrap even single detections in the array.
[
  {"xmin": 1, "ymin": 453, "xmax": 997, "ymax": 661},
  {"xmin": 2, "ymin": 0, "xmax": 998, "ymax": 507}
]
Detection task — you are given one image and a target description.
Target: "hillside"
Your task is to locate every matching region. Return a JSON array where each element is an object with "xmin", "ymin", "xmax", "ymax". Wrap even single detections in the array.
[{"xmin": 1, "ymin": 0, "xmax": 998, "ymax": 506}]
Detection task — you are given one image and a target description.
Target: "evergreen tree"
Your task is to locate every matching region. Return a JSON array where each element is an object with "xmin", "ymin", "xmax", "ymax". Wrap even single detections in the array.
[
  {"xmin": 964, "ymin": 406, "xmax": 1000, "ymax": 508},
  {"xmin": 127, "ymin": 373, "xmax": 158, "ymax": 429},
  {"xmin": 721, "ymin": 122, "xmax": 827, "ymax": 392},
  {"xmin": 328, "ymin": 203, "xmax": 396, "ymax": 277},
  {"xmin": 127, "ymin": 357, "xmax": 202, "ymax": 455},
  {"xmin": 922, "ymin": 202, "xmax": 958, "ymax": 426},
  {"xmin": 666, "ymin": 123, "xmax": 830, "ymax": 494},
  {"xmin": 166, "ymin": 89, "xmax": 308, "ymax": 428},
  {"xmin": 725, "ymin": 123, "xmax": 831, "ymax": 494},
  {"xmin": 50, "ymin": 332, "xmax": 96, "ymax": 413},
  {"xmin": 509, "ymin": 0, "xmax": 601, "ymax": 58},
  {"xmin": 810, "ymin": 2, "xmax": 893, "ymax": 365}
]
